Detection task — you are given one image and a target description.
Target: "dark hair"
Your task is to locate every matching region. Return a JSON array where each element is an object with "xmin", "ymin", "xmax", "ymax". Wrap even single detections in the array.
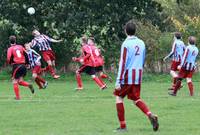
[
  {"xmin": 188, "ymin": 36, "xmax": 196, "ymax": 45},
  {"xmin": 125, "ymin": 21, "xmax": 136, "ymax": 36},
  {"xmin": 174, "ymin": 32, "xmax": 181, "ymax": 39},
  {"xmin": 9, "ymin": 35, "xmax": 16, "ymax": 44},
  {"xmin": 81, "ymin": 36, "xmax": 87, "ymax": 43}
]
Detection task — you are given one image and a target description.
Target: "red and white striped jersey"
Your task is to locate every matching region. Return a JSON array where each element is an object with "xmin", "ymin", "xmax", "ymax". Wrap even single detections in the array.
[
  {"xmin": 116, "ymin": 36, "xmax": 145, "ymax": 85},
  {"xmin": 180, "ymin": 44, "xmax": 199, "ymax": 71},
  {"xmin": 31, "ymin": 34, "xmax": 52, "ymax": 51}
]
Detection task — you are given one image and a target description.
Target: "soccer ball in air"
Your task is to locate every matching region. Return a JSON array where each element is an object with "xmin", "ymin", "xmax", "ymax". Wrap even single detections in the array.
[{"xmin": 27, "ymin": 7, "xmax": 35, "ymax": 15}]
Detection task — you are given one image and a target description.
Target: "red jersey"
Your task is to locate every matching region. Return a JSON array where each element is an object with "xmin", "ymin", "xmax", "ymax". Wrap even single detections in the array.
[
  {"xmin": 88, "ymin": 45, "xmax": 104, "ymax": 67},
  {"xmin": 81, "ymin": 44, "xmax": 93, "ymax": 66},
  {"xmin": 7, "ymin": 44, "xmax": 26, "ymax": 64}
]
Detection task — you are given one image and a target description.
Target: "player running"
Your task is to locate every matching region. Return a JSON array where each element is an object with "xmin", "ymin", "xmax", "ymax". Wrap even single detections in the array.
[
  {"xmin": 163, "ymin": 32, "xmax": 185, "ymax": 90},
  {"xmin": 24, "ymin": 43, "xmax": 48, "ymax": 89},
  {"xmin": 31, "ymin": 29, "xmax": 62, "ymax": 79},
  {"xmin": 168, "ymin": 36, "xmax": 199, "ymax": 96},
  {"xmin": 7, "ymin": 36, "xmax": 35, "ymax": 100},
  {"xmin": 113, "ymin": 21, "xmax": 159, "ymax": 132},
  {"xmin": 87, "ymin": 37, "xmax": 113, "ymax": 83},
  {"xmin": 72, "ymin": 36, "xmax": 106, "ymax": 90}
]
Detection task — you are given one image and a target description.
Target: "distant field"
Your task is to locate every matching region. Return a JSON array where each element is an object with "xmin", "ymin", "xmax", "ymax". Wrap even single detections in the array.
[{"xmin": 0, "ymin": 76, "xmax": 200, "ymax": 135}]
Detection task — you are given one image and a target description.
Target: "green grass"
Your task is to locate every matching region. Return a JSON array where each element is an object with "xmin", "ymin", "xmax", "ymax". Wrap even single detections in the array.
[{"xmin": 0, "ymin": 77, "xmax": 200, "ymax": 135}]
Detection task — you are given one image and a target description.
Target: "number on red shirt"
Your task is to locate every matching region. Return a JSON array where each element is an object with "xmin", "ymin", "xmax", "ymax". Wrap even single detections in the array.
[{"xmin": 16, "ymin": 50, "xmax": 22, "ymax": 58}]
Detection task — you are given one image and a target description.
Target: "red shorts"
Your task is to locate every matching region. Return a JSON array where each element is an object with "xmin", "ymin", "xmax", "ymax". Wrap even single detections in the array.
[
  {"xmin": 178, "ymin": 68, "xmax": 194, "ymax": 78},
  {"xmin": 32, "ymin": 66, "xmax": 42, "ymax": 74},
  {"xmin": 170, "ymin": 61, "xmax": 180, "ymax": 71},
  {"xmin": 113, "ymin": 84, "xmax": 141, "ymax": 101},
  {"xmin": 42, "ymin": 50, "xmax": 56, "ymax": 62}
]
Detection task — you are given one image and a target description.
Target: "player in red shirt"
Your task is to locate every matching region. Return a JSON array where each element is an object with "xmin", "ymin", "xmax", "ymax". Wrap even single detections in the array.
[
  {"xmin": 72, "ymin": 36, "xmax": 106, "ymax": 90},
  {"xmin": 7, "ymin": 36, "xmax": 35, "ymax": 100},
  {"xmin": 87, "ymin": 37, "xmax": 112, "ymax": 83},
  {"xmin": 31, "ymin": 29, "xmax": 62, "ymax": 79},
  {"xmin": 24, "ymin": 43, "xmax": 48, "ymax": 89}
]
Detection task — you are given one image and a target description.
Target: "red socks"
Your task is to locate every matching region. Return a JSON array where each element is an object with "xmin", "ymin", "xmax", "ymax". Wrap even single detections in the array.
[
  {"xmin": 76, "ymin": 73, "xmax": 83, "ymax": 88},
  {"xmin": 36, "ymin": 76, "xmax": 45, "ymax": 84},
  {"xmin": 135, "ymin": 99, "xmax": 151, "ymax": 117},
  {"xmin": 100, "ymin": 74, "xmax": 108, "ymax": 79},
  {"xmin": 187, "ymin": 82, "xmax": 194, "ymax": 96},
  {"xmin": 173, "ymin": 80, "xmax": 182, "ymax": 94},
  {"xmin": 116, "ymin": 103, "xmax": 126, "ymax": 129},
  {"xmin": 92, "ymin": 77, "xmax": 105, "ymax": 88},
  {"xmin": 18, "ymin": 81, "xmax": 30, "ymax": 87},
  {"xmin": 47, "ymin": 65, "xmax": 56, "ymax": 76},
  {"xmin": 13, "ymin": 83, "xmax": 20, "ymax": 99}
]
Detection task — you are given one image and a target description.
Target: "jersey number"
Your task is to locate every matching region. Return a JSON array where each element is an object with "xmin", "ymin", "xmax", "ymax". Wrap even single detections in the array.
[
  {"xmin": 135, "ymin": 46, "xmax": 140, "ymax": 56},
  {"xmin": 16, "ymin": 50, "xmax": 22, "ymax": 58},
  {"xmin": 94, "ymin": 49, "xmax": 100, "ymax": 56}
]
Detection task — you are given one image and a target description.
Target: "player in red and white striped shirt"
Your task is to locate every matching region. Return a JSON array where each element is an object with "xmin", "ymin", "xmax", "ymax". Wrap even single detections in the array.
[
  {"xmin": 31, "ymin": 29, "xmax": 62, "ymax": 79},
  {"xmin": 169, "ymin": 36, "xmax": 199, "ymax": 96},
  {"xmin": 113, "ymin": 21, "xmax": 159, "ymax": 132},
  {"xmin": 25, "ymin": 43, "xmax": 48, "ymax": 89}
]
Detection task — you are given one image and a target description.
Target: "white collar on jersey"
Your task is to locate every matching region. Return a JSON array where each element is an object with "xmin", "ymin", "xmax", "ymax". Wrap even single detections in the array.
[{"xmin": 127, "ymin": 35, "xmax": 137, "ymax": 39}]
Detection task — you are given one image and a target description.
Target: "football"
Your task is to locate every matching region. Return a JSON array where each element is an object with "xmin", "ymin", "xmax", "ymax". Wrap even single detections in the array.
[{"xmin": 27, "ymin": 7, "xmax": 35, "ymax": 15}]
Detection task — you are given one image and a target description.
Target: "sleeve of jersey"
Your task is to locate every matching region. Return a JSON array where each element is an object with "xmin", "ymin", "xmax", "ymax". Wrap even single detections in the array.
[
  {"xmin": 7, "ymin": 48, "xmax": 12, "ymax": 64},
  {"xmin": 169, "ymin": 42, "xmax": 176, "ymax": 57},
  {"xmin": 115, "ymin": 45, "xmax": 127, "ymax": 86},
  {"xmin": 43, "ymin": 34, "xmax": 52, "ymax": 42},
  {"xmin": 180, "ymin": 48, "xmax": 189, "ymax": 67},
  {"xmin": 31, "ymin": 39, "xmax": 37, "ymax": 48},
  {"xmin": 143, "ymin": 48, "xmax": 146, "ymax": 67}
]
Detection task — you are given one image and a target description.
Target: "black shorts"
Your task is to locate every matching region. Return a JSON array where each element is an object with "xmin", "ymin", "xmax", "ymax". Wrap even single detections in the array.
[
  {"xmin": 12, "ymin": 64, "xmax": 27, "ymax": 79},
  {"xmin": 95, "ymin": 66, "xmax": 103, "ymax": 72},
  {"xmin": 78, "ymin": 65, "xmax": 95, "ymax": 75}
]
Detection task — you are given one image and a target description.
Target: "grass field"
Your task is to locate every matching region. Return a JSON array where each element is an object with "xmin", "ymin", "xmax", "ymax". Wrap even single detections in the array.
[{"xmin": 0, "ymin": 75, "xmax": 200, "ymax": 135}]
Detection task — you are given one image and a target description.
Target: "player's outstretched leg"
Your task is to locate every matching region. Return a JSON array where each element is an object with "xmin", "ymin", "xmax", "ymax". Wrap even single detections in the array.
[
  {"xmin": 46, "ymin": 60, "xmax": 60, "ymax": 79},
  {"xmin": 134, "ymin": 99, "xmax": 159, "ymax": 131},
  {"xmin": 18, "ymin": 79, "xmax": 35, "ymax": 94},
  {"xmin": 92, "ymin": 75, "xmax": 107, "ymax": 90},
  {"xmin": 169, "ymin": 78, "xmax": 182, "ymax": 96},
  {"xmin": 187, "ymin": 78, "xmax": 194, "ymax": 96},
  {"xmin": 100, "ymin": 72, "xmax": 113, "ymax": 83},
  {"xmin": 114, "ymin": 96, "xmax": 127, "ymax": 132},
  {"xmin": 75, "ymin": 71, "xmax": 83, "ymax": 90}
]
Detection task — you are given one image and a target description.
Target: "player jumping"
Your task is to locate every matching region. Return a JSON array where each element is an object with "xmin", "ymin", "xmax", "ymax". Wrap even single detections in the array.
[
  {"xmin": 24, "ymin": 43, "xmax": 48, "ymax": 89},
  {"xmin": 72, "ymin": 36, "xmax": 106, "ymax": 90},
  {"xmin": 168, "ymin": 36, "xmax": 199, "ymax": 96},
  {"xmin": 163, "ymin": 32, "xmax": 185, "ymax": 90},
  {"xmin": 7, "ymin": 36, "xmax": 35, "ymax": 100},
  {"xmin": 113, "ymin": 21, "xmax": 159, "ymax": 132},
  {"xmin": 31, "ymin": 29, "xmax": 62, "ymax": 79}
]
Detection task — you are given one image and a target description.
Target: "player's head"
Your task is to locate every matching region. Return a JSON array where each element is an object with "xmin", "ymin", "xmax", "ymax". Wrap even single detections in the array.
[
  {"xmin": 32, "ymin": 29, "xmax": 40, "ymax": 36},
  {"xmin": 125, "ymin": 21, "xmax": 136, "ymax": 36},
  {"xmin": 24, "ymin": 42, "xmax": 31, "ymax": 50},
  {"xmin": 188, "ymin": 36, "xmax": 196, "ymax": 45},
  {"xmin": 81, "ymin": 35, "xmax": 87, "ymax": 44},
  {"xmin": 174, "ymin": 32, "xmax": 182, "ymax": 39},
  {"xmin": 88, "ymin": 36, "xmax": 95, "ymax": 46},
  {"xmin": 9, "ymin": 35, "xmax": 16, "ymax": 44}
]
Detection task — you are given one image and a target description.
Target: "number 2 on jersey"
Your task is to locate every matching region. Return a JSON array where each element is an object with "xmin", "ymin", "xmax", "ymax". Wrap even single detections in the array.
[{"xmin": 135, "ymin": 46, "xmax": 140, "ymax": 56}]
